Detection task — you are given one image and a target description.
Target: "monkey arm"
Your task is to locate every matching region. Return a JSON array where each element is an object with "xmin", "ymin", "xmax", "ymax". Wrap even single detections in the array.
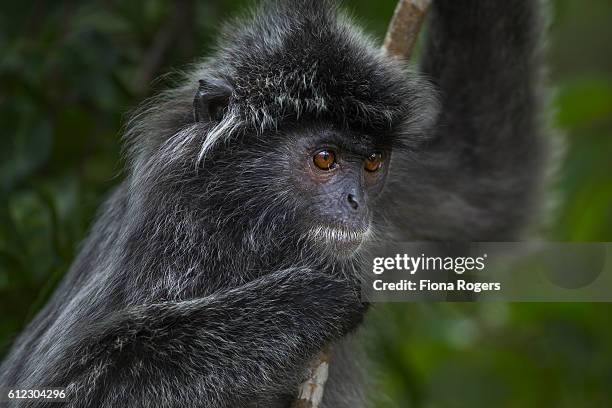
[
  {"xmin": 396, "ymin": 0, "xmax": 547, "ymax": 239},
  {"xmin": 38, "ymin": 268, "xmax": 364, "ymax": 408},
  {"xmin": 421, "ymin": 0, "xmax": 543, "ymax": 149}
]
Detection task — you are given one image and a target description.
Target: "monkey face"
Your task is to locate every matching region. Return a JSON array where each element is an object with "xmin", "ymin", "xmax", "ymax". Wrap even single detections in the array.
[{"xmin": 277, "ymin": 124, "xmax": 391, "ymax": 254}]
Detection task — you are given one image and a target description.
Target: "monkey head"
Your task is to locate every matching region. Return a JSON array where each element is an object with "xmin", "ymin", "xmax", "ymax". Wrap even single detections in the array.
[{"xmin": 127, "ymin": 0, "xmax": 438, "ymax": 263}]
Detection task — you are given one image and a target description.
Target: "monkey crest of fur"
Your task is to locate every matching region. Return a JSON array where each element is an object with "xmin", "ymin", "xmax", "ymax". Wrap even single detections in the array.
[{"xmin": 125, "ymin": 0, "xmax": 438, "ymax": 169}]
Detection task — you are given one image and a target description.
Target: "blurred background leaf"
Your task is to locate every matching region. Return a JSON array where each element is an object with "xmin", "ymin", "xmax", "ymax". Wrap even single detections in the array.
[{"xmin": 1, "ymin": 1, "xmax": 611, "ymax": 406}]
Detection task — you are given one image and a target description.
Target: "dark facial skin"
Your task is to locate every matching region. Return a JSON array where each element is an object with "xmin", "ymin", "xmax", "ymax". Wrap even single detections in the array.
[{"xmin": 285, "ymin": 125, "xmax": 391, "ymax": 251}]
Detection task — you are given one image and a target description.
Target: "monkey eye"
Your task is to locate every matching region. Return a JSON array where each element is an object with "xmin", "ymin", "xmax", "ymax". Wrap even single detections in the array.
[
  {"xmin": 313, "ymin": 150, "xmax": 336, "ymax": 170},
  {"xmin": 364, "ymin": 152, "xmax": 383, "ymax": 172}
]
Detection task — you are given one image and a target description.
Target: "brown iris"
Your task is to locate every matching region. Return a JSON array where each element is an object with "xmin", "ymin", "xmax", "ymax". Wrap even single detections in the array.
[
  {"xmin": 313, "ymin": 150, "xmax": 336, "ymax": 170},
  {"xmin": 364, "ymin": 153, "xmax": 383, "ymax": 172}
]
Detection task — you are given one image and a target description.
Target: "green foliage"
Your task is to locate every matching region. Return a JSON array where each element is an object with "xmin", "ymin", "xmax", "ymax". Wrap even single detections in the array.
[{"xmin": 1, "ymin": 1, "xmax": 611, "ymax": 406}]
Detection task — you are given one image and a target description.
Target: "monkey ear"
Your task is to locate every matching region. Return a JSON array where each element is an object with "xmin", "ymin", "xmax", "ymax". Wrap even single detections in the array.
[{"xmin": 193, "ymin": 79, "xmax": 232, "ymax": 123}]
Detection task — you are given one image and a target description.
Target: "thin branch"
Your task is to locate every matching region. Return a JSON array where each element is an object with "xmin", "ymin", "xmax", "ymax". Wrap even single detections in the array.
[
  {"xmin": 382, "ymin": 0, "xmax": 432, "ymax": 59},
  {"xmin": 291, "ymin": 347, "xmax": 332, "ymax": 408}
]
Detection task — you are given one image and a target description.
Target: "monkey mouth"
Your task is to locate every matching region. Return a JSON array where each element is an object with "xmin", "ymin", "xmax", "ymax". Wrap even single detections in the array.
[{"xmin": 308, "ymin": 224, "xmax": 371, "ymax": 251}]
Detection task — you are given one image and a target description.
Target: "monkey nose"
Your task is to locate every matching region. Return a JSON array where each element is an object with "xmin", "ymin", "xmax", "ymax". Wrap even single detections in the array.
[{"xmin": 347, "ymin": 193, "xmax": 360, "ymax": 210}]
